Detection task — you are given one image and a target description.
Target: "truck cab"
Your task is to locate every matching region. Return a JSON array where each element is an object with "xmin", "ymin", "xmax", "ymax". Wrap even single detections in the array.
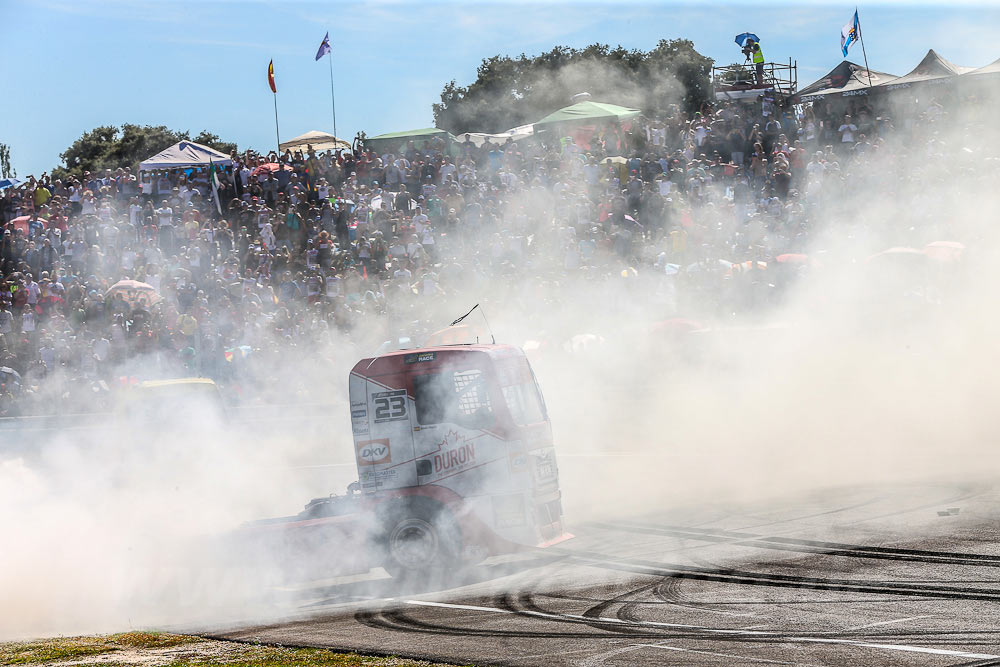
[{"xmin": 350, "ymin": 344, "xmax": 568, "ymax": 577}]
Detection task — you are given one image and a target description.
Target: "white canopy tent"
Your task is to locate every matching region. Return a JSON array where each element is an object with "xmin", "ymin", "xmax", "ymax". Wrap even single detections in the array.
[
  {"xmin": 280, "ymin": 130, "xmax": 351, "ymax": 153},
  {"xmin": 456, "ymin": 124, "xmax": 535, "ymax": 148},
  {"xmin": 139, "ymin": 141, "xmax": 233, "ymax": 171}
]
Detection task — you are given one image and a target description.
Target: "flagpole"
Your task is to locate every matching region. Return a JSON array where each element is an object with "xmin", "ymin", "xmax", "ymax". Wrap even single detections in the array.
[
  {"xmin": 273, "ymin": 92, "xmax": 281, "ymax": 153},
  {"xmin": 856, "ymin": 8, "xmax": 874, "ymax": 87},
  {"xmin": 328, "ymin": 53, "xmax": 338, "ymax": 139}
]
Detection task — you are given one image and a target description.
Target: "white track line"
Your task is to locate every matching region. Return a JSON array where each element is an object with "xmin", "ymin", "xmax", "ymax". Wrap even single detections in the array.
[
  {"xmin": 635, "ymin": 643, "xmax": 810, "ymax": 665},
  {"xmin": 404, "ymin": 600, "xmax": 999, "ymax": 660},
  {"xmin": 846, "ymin": 614, "xmax": 935, "ymax": 631}
]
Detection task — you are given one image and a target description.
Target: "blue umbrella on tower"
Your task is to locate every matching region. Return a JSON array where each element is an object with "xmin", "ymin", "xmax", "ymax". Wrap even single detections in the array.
[{"xmin": 734, "ymin": 33, "xmax": 760, "ymax": 46}]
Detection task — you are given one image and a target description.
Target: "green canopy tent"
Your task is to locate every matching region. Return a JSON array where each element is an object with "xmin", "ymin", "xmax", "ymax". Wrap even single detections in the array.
[
  {"xmin": 532, "ymin": 101, "xmax": 642, "ymax": 134},
  {"xmin": 365, "ymin": 128, "xmax": 457, "ymax": 156}
]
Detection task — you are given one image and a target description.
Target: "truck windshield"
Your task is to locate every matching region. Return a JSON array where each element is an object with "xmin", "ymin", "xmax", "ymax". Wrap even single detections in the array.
[
  {"xmin": 502, "ymin": 381, "xmax": 546, "ymax": 426},
  {"xmin": 413, "ymin": 369, "xmax": 493, "ymax": 428},
  {"xmin": 495, "ymin": 358, "xmax": 548, "ymax": 426}
]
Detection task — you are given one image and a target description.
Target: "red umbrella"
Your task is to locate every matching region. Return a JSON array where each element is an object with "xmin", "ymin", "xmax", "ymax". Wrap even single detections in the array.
[
  {"xmin": 924, "ymin": 241, "xmax": 965, "ymax": 262},
  {"xmin": 775, "ymin": 253, "xmax": 808, "ymax": 264},
  {"xmin": 7, "ymin": 215, "xmax": 45, "ymax": 235},
  {"xmin": 251, "ymin": 163, "xmax": 294, "ymax": 177}
]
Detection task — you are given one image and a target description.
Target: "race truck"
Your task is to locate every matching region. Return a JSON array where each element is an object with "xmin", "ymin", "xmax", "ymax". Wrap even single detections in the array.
[{"xmin": 253, "ymin": 343, "xmax": 570, "ymax": 581}]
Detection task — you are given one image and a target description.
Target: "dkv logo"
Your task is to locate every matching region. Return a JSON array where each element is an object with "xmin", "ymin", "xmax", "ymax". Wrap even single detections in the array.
[{"xmin": 356, "ymin": 439, "xmax": 391, "ymax": 465}]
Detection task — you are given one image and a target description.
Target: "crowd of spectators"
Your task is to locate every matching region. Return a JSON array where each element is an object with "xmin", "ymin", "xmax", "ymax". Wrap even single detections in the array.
[{"xmin": 0, "ymin": 92, "xmax": 982, "ymax": 415}]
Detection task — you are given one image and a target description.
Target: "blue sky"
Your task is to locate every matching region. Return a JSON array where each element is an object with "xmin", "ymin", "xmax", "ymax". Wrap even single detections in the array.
[{"xmin": 2, "ymin": 0, "xmax": 999, "ymax": 177}]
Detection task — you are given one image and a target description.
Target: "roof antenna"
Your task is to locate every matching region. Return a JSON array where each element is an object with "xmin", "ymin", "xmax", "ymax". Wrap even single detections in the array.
[{"xmin": 450, "ymin": 304, "xmax": 496, "ymax": 344}]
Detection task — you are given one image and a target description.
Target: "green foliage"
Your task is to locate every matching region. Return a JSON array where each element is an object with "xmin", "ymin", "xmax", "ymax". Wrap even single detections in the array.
[
  {"xmin": 718, "ymin": 64, "xmax": 755, "ymax": 85},
  {"xmin": 0, "ymin": 143, "xmax": 15, "ymax": 178},
  {"xmin": 192, "ymin": 131, "xmax": 237, "ymax": 157},
  {"xmin": 432, "ymin": 39, "xmax": 713, "ymax": 134},
  {"xmin": 52, "ymin": 125, "xmax": 237, "ymax": 181}
]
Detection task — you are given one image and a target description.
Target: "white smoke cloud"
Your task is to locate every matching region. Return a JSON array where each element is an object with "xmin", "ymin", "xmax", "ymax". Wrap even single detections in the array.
[{"xmin": 3, "ymin": 75, "xmax": 1000, "ymax": 642}]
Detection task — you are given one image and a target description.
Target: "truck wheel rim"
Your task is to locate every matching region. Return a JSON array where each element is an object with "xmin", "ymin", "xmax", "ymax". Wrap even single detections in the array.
[{"xmin": 390, "ymin": 518, "xmax": 439, "ymax": 569}]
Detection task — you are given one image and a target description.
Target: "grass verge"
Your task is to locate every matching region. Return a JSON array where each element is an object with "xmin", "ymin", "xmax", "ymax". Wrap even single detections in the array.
[{"xmin": 0, "ymin": 633, "xmax": 472, "ymax": 666}]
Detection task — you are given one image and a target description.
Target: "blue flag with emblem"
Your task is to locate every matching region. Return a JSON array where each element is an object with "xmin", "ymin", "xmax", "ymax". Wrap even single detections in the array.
[
  {"xmin": 841, "ymin": 10, "xmax": 860, "ymax": 57},
  {"xmin": 315, "ymin": 32, "xmax": 332, "ymax": 61}
]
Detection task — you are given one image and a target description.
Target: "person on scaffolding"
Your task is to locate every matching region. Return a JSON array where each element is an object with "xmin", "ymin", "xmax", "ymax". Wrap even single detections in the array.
[
  {"xmin": 739, "ymin": 34, "xmax": 765, "ymax": 85},
  {"xmin": 744, "ymin": 38, "xmax": 765, "ymax": 85}
]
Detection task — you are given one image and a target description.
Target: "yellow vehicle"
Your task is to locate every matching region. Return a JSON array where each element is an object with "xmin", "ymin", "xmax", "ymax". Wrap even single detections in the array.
[{"xmin": 117, "ymin": 377, "xmax": 228, "ymax": 426}]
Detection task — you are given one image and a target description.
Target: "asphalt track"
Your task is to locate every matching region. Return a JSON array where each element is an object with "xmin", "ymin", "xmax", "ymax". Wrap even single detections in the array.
[{"xmin": 210, "ymin": 480, "xmax": 1000, "ymax": 665}]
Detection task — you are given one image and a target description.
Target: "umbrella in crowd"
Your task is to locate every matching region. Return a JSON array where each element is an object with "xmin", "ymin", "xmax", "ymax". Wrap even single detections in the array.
[
  {"xmin": 7, "ymin": 215, "xmax": 44, "ymax": 235},
  {"xmin": 425, "ymin": 324, "xmax": 478, "ymax": 346},
  {"xmin": 224, "ymin": 345, "xmax": 253, "ymax": 363},
  {"xmin": 251, "ymin": 163, "xmax": 295, "ymax": 177},
  {"xmin": 105, "ymin": 279, "xmax": 162, "ymax": 308},
  {"xmin": 0, "ymin": 178, "xmax": 22, "ymax": 190},
  {"xmin": 775, "ymin": 253, "xmax": 808, "ymax": 264},
  {"xmin": 0, "ymin": 366, "xmax": 22, "ymax": 393},
  {"xmin": 924, "ymin": 241, "xmax": 965, "ymax": 262}
]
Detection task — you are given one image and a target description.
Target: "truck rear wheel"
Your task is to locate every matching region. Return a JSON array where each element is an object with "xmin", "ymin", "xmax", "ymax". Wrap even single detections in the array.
[{"xmin": 379, "ymin": 502, "xmax": 460, "ymax": 583}]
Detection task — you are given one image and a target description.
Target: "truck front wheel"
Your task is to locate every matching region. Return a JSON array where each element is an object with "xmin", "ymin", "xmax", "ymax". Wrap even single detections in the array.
[{"xmin": 379, "ymin": 502, "xmax": 460, "ymax": 583}]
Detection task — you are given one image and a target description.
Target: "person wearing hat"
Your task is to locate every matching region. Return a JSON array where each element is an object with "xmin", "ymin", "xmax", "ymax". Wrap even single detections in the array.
[{"xmin": 742, "ymin": 38, "xmax": 765, "ymax": 84}]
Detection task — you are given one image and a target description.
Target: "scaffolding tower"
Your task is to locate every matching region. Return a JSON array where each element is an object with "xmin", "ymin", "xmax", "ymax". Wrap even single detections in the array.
[{"xmin": 712, "ymin": 58, "xmax": 798, "ymax": 102}]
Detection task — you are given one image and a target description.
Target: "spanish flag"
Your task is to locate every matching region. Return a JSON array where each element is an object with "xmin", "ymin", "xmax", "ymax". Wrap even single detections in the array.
[{"xmin": 267, "ymin": 59, "xmax": 277, "ymax": 93}]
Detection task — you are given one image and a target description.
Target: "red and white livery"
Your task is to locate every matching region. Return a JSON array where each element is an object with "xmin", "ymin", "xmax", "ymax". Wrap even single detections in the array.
[
  {"xmin": 349, "ymin": 344, "xmax": 568, "ymax": 577},
  {"xmin": 250, "ymin": 343, "xmax": 570, "ymax": 581}
]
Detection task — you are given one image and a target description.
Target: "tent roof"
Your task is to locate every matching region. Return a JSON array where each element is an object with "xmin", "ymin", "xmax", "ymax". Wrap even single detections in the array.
[
  {"xmin": 794, "ymin": 61, "xmax": 898, "ymax": 102},
  {"xmin": 533, "ymin": 101, "xmax": 641, "ymax": 130},
  {"xmin": 368, "ymin": 128, "xmax": 453, "ymax": 141},
  {"xmin": 139, "ymin": 141, "xmax": 232, "ymax": 171},
  {"xmin": 881, "ymin": 49, "xmax": 972, "ymax": 88},
  {"xmin": 963, "ymin": 56, "xmax": 1000, "ymax": 77},
  {"xmin": 455, "ymin": 124, "xmax": 534, "ymax": 147},
  {"xmin": 280, "ymin": 130, "xmax": 351, "ymax": 153}
]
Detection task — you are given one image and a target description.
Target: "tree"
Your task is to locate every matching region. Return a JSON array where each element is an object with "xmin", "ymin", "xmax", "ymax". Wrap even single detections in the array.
[
  {"xmin": 192, "ymin": 131, "xmax": 237, "ymax": 156},
  {"xmin": 52, "ymin": 125, "xmax": 238, "ymax": 180},
  {"xmin": 432, "ymin": 39, "xmax": 713, "ymax": 135},
  {"xmin": 0, "ymin": 143, "xmax": 14, "ymax": 178}
]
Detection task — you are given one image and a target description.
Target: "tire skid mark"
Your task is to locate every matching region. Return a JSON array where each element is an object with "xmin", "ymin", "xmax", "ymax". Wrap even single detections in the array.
[
  {"xmin": 855, "ymin": 483, "xmax": 992, "ymax": 522},
  {"xmin": 578, "ymin": 583, "xmax": 657, "ymax": 620},
  {"xmin": 651, "ymin": 577, "xmax": 757, "ymax": 617},
  {"xmin": 598, "ymin": 521, "xmax": 1000, "ymax": 568},
  {"xmin": 354, "ymin": 604, "xmax": 701, "ymax": 640},
  {"xmin": 513, "ymin": 581, "xmax": 1000, "ymax": 645},
  {"xmin": 730, "ymin": 493, "xmax": 890, "ymax": 531},
  {"xmin": 367, "ymin": 594, "xmax": 1000, "ymax": 659},
  {"xmin": 561, "ymin": 549, "xmax": 1000, "ymax": 601}
]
